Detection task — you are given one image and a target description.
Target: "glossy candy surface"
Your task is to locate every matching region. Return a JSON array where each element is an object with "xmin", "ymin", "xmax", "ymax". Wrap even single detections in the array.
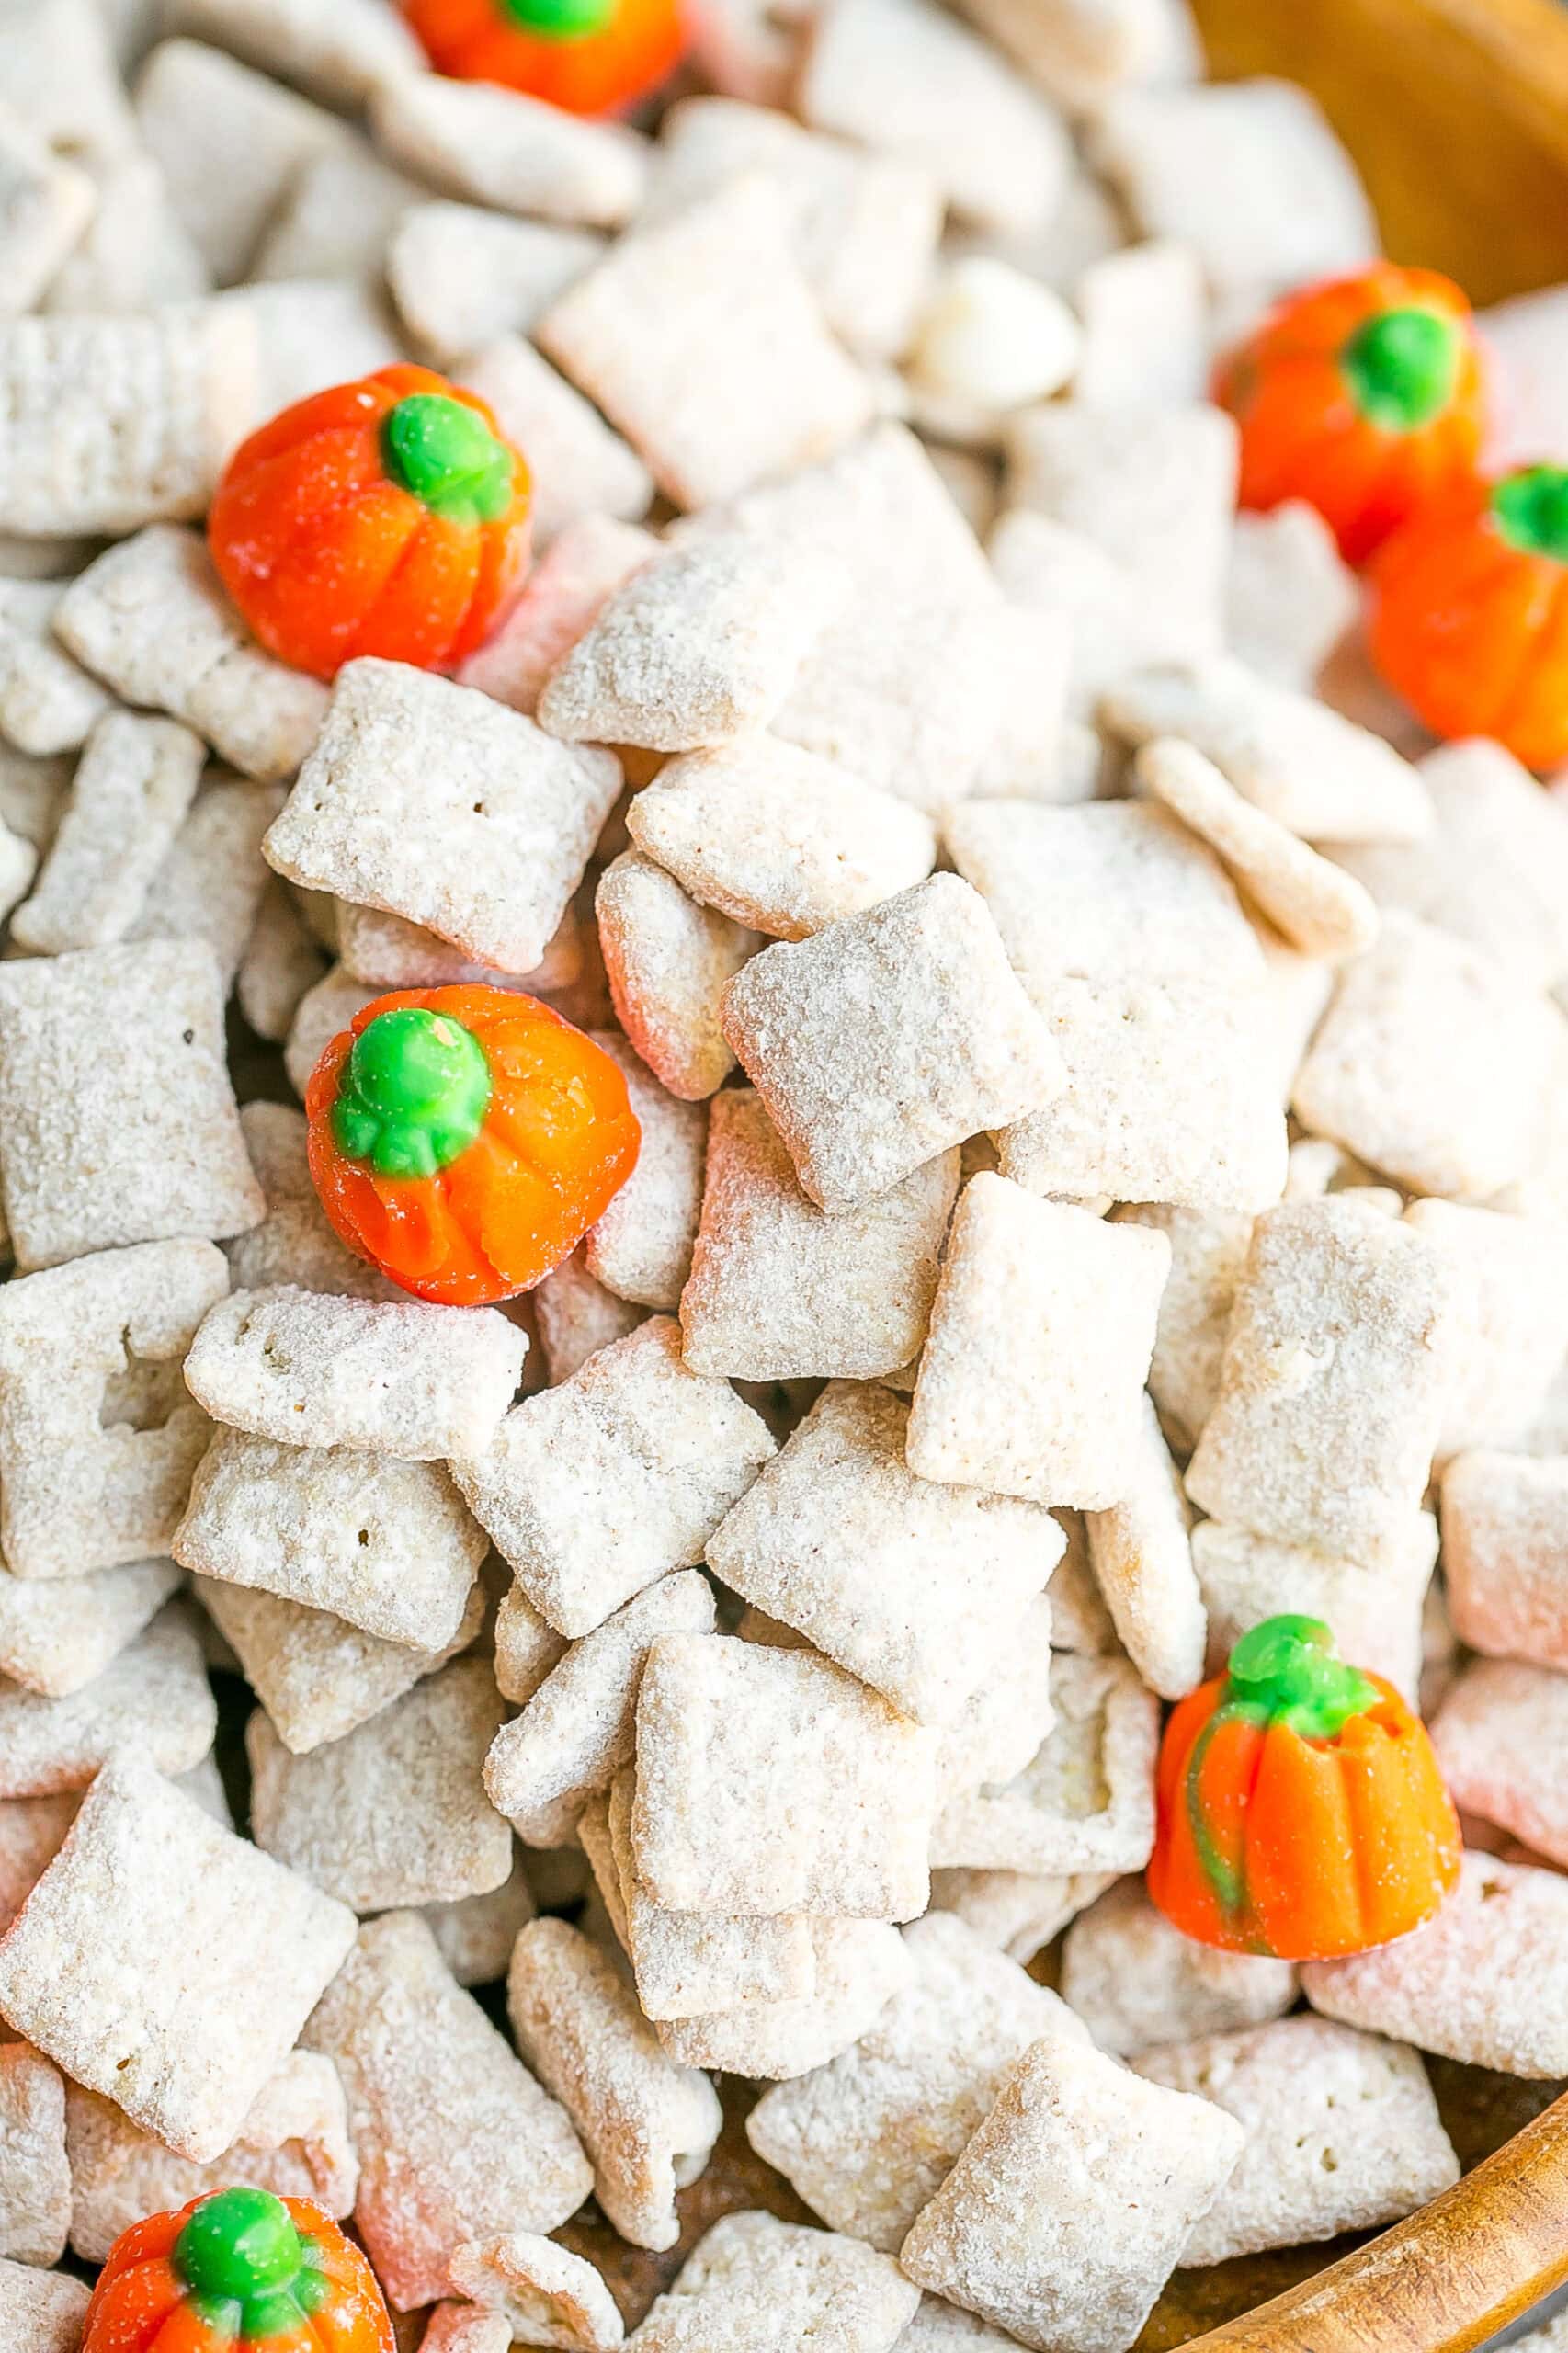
[
  {"xmin": 1148, "ymin": 1614, "xmax": 1461, "ymax": 1961},
  {"xmin": 404, "ymin": 0, "xmax": 684, "ymax": 115},
  {"xmin": 307, "ymin": 985, "xmax": 641, "ymax": 1306},
  {"xmin": 1215, "ymin": 264, "xmax": 1486, "ymax": 564},
  {"xmin": 209, "ymin": 365, "xmax": 532, "ymax": 683}
]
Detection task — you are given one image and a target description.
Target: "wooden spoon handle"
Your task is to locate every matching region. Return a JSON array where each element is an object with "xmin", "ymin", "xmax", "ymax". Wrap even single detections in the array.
[{"xmin": 1186, "ymin": 2089, "xmax": 1568, "ymax": 2351}]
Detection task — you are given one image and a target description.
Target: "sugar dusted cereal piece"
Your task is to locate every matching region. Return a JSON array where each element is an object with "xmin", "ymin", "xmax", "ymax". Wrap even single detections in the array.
[
  {"xmin": 0, "ymin": 305, "xmax": 257, "ymax": 537},
  {"xmin": 655, "ymin": 1918, "xmax": 914, "ymax": 2080},
  {"xmin": 1135, "ymin": 2017, "xmax": 1457, "ymax": 2265},
  {"xmin": 0, "ymin": 1754, "xmax": 353, "ymax": 2162},
  {"xmin": 1136, "ymin": 738, "xmax": 1378, "ymax": 961},
  {"xmin": 388, "ymin": 204, "xmax": 601, "ymax": 369},
  {"xmin": 1335, "ymin": 740, "xmax": 1568, "ymax": 993},
  {"xmin": 457, "ymin": 336, "xmax": 653, "ymax": 549},
  {"xmin": 679, "ymin": 1091, "xmax": 958, "ymax": 1384},
  {"xmin": 265, "ymin": 660, "xmax": 620, "ymax": 978},
  {"xmin": 708, "ymin": 1382, "xmax": 1060, "ymax": 1726},
  {"xmin": 907, "ymin": 258, "xmax": 1081, "ymax": 424},
  {"xmin": 0, "ymin": 813, "xmax": 37, "ymax": 935},
  {"xmin": 247, "ymin": 1658, "xmax": 509, "ymax": 1911},
  {"xmin": 930, "ymin": 1653, "xmax": 1159, "ymax": 1876},
  {"xmin": 128, "ymin": 778, "xmax": 287, "ymax": 989},
  {"xmin": 485, "ymin": 1572, "xmax": 715, "ymax": 1846},
  {"xmin": 0, "ymin": 1795, "xmax": 74, "ymax": 1938},
  {"xmin": 900, "ymin": 2035, "xmax": 1244, "ymax": 2353},
  {"xmin": 908, "ymin": 1177, "xmax": 1170, "ymax": 1510},
  {"xmin": 1091, "ymin": 79, "xmax": 1375, "ymax": 294},
  {"xmin": 448, "ymin": 2235, "xmax": 624, "ymax": 2353},
  {"xmin": 1302, "ymin": 1853, "xmax": 1568, "ymax": 2077},
  {"xmin": 1187, "ymin": 1199, "xmax": 1462, "ymax": 1567},
  {"xmin": 1193, "ymin": 1518, "xmax": 1436, "ymax": 1704},
  {"xmin": 201, "ymin": 1574, "xmax": 483, "ymax": 1756},
  {"xmin": 11, "ymin": 713, "xmax": 204, "ymax": 956},
  {"xmin": 1083, "ymin": 1393, "xmax": 1204, "ymax": 1700},
  {"xmin": 597, "ymin": 851, "xmax": 757, "ymax": 1103},
  {"xmin": 0, "ymin": 2259, "xmax": 88, "ymax": 2350},
  {"xmin": 238, "ymin": 881, "xmax": 328, "ymax": 1045},
  {"xmin": 305, "ymin": 1911, "xmax": 592, "ymax": 2310},
  {"xmin": 161, "ymin": 0, "xmax": 422, "ymax": 107},
  {"xmin": 1100, "ymin": 657, "xmax": 1432, "ymax": 847},
  {"xmin": 226, "ymin": 1102, "xmax": 395, "ymax": 1301},
  {"xmin": 54, "ymin": 529, "xmax": 324, "ymax": 786},
  {"xmin": 580, "ymin": 1039, "xmax": 704, "ymax": 1314},
  {"xmin": 626, "ymin": 740, "xmax": 935, "ymax": 941},
  {"xmin": 424, "ymin": 1849, "xmax": 536, "ymax": 1989},
  {"xmin": 334, "ymin": 900, "xmax": 584, "ymax": 996},
  {"xmin": 1060, "ymin": 1878, "xmax": 1295, "ymax": 2057},
  {"xmin": 0, "ymin": 0, "xmax": 139, "ymax": 175},
  {"xmin": 370, "ymin": 71, "xmax": 647, "ymax": 231},
  {"xmin": 1114, "ymin": 1202, "xmax": 1252, "ymax": 1454},
  {"xmin": 0, "ymin": 104, "xmax": 95, "ymax": 320},
  {"xmin": 539, "ymin": 176, "xmax": 874, "ymax": 511},
  {"xmin": 1442, "ymin": 1452, "xmax": 1568, "ymax": 1673},
  {"xmin": 632, "ymin": 1632, "xmax": 937, "ymax": 1919},
  {"xmin": 451, "ymin": 1318, "xmax": 773, "ymax": 1640},
  {"xmin": 1072, "ymin": 239, "xmax": 1206, "ymax": 411},
  {"xmin": 540, "ymin": 532, "xmax": 846, "ymax": 755},
  {"xmin": 424, "ymin": 2308, "xmax": 511, "ymax": 2353},
  {"xmin": 1044, "ymin": 1513, "xmax": 1115, "ymax": 1654},
  {"xmin": 927, "ymin": 1869, "xmax": 1113, "ymax": 1968},
  {"xmin": 635, "ymin": 2211, "xmax": 917, "ymax": 2352},
  {"xmin": 895, "ymin": 2296, "xmax": 1030, "ymax": 2348},
  {"xmin": 0, "ymin": 2043, "xmax": 67, "ymax": 2266},
  {"xmin": 0, "ymin": 1239, "xmax": 226, "ymax": 1580},
  {"xmin": 174, "ymin": 1428, "xmax": 486, "ymax": 1650},
  {"xmin": 934, "ymin": 1595, "xmax": 1055, "ymax": 1804},
  {"xmin": 1432, "ymin": 1659, "xmax": 1568, "ymax": 1870},
  {"xmin": 507, "ymin": 1917, "xmax": 722, "ymax": 2251},
  {"xmin": 0, "ymin": 580, "xmax": 110, "ymax": 758},
  {"xmin": 1224, "ymin": 503, "xmax": 1358, "ymax": 690},
  {"xmin": 43, "ymin": 149, "xmax": 208, "ymax": 316},
  {"xmin": 802, "ymin": 0, "xmax": 1066, "ymax": 235},
  {"xmin": 185, "ymin": 1287, "xmax": 525, "ymax": 1462},
  {"xmin": 460, "ymin": 517, "xmax": 657, "ymax": 719},
  {"xmin": 532, "ymin": 1254, "xmax": 646, "ymax": 1388},
  {"xmin": 64, "ymin": 2049, "xmax": 357, "ymax": 2262},
  {"xmin": 0, "ymin": 1608, "xmax": 215, "ymax": 1797},
  {"xmin": 0, "ymin": 1558, "xmax": 184, "ymax": 1701},
  {"xmin": 722, "ymin": 878, "xmax": 1062, "ymax": 1215},
  {"xmin": 747, "ymin": 1912, "xmax": 1088, "ymax": 2253},
  {"xmin": 1405, "ymin": 1201, "xmax": 1568, "ymax": 1460}
]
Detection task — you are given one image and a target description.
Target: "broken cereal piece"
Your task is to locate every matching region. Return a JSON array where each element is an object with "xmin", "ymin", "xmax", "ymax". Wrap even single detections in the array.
[{"xmin": 447, "ymin": 2234, "xmax": 625, "ymax": 2353}]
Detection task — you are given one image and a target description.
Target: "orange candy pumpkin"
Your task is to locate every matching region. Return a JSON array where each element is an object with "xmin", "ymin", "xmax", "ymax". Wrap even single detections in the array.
[
  {"xmin": 1369, "ymin": 464, "xmax": 1568, "ymax": 770},
  {"xmin": 403, "ymin": 0, "xmax": 683, "ymax": 115},
  {"xmin": 1148, "ymin": 1615, "xmax": 1461, "ymax": 1962},
  {"xmin": 1214, "ymin": 264, "xmax": 1486, "ymax": 565},
  {"xmin": 83, "ymin": 2185, "xmax": 393, "ymax": 2353},
  {"xmin": 208, "ymin": 364, "xmax": 531, "ymax": 683},
  {"xmin": 307, "ymin": 985, "xmax": 640, "ymax": 1306}
]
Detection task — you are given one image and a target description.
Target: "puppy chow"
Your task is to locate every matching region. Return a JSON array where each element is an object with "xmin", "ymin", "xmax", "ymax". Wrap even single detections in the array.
[
  {"xmin": 0, "ymin": 2042, "xmax": 67, "ymax": 2267},
  {"xmin": 1060, "ymin": 1878, "xmax": 1296, "ymax": 2058},
  {"xmin": 930, "ymin": 1653, "xmax": 1160, "ymax": 1876},
  {"xmin": 899, "ymin": 2035, "xmax": 1245, "ymax": 2353},
  {"xmin": 388, "ymin": 203, "xmax": 602, "ymax": 369},
  {"xmin": 1404, "ymin": 1200, "xmax": 1568, "ymax": 1460},
  {"xmin": 0, "ymin": 1556, "xmax": 184, "ymax": 1702},
  {"xmin": 654, "ymin": 1917, "xmax": 914, "ymax": 2080},
  {"xmin": 485, "ymin": 1572, "xmax": 715, "ymax": 1847},
  {"xmin": 160, "ymin": 0, "xmax": 422, "ymax": 108},
  {"xmin": 532, "ymin": 1253, "xmax": 648, "ymax": 1389},
  {"xmin": 369, "ymin": 71, "xmax": 648, "ymax": 232},
  {"xmin": 1113, "ymin": 1202, "xmax": 1253, "ymax": 1454},
  {"xmin": 577, "ymin": 1038, "xmax": 706, "ymax": 1314},
  {"xmin": 128, "ymin": 777, "xmax": 289, "ymax": 985},
  {"xmin": 452, "ymin": 1317, "xmax": 774, "ymax": 1640},
  {"xmin": 0, "ymin": 1606, "xmax": 214, "ymax": 1797},
  {"xmin": 456, "ymin": 335, "xmax": 653, "ymax": 549},
  {"xmin": 748, "ymin": 1912, "xmax": 1089, "ymax": 2252},
  {"xmin": 934, "ymin": 1595, "xmax": 1055, "ymax": 1802},
  {"xmin": 265, "ymin": 659, "xmax": 621, "ymax": 978},
  {"xmin": 632, "ymin": 1632, "xmax": 937, "ymax": 1919},
  {"xmin": 1442, "ymin": 1452, "xmax": 1568, "ymax": 1673},
  {"xmin": 1083, "ymin": 1392, "xmax": 1205, "ymax": 1700},
  {"xmin": 173, "ymin": 1427, "xmax": 487, "ymax": 1650},
  {"xmin": 538, "ymin": 176, "xmax": 874, "ymax": 510},
  {"xmin": 1432, "ymin": 1659, "xmax": 1568, "ymax": 1870},
  {"xmin": 507, "ymin": 1916, "xmax": 722, "ymax": 2251},
  {"xmin": 64, "ymin": 2047, "xmax": 358, "ymax": 2262},
  {"xmin": 236, "ymin": 881, "xmax": 328, "ymax": 1044},
  {"xmin": 1072, "ymin": 239, "xmax": 1207, "ymax": 411},
  {"xmin": 928, "ymin": 1867, "xmax": 1115, "ymax": 1968},
  {"xmin": 630, "ymin": 2211, "xmax": 918, "ymax": 2353},
  {"xmin": 460, "ymin": 517, "xmax": 658, "ymax": 719},
  {"xmin": 1223, "ymin": 502, "xmax": 1359, "ymax": 691},
  {"xmin": 447, "ymin": 2234, "xmax": 626, "ymax": 2353},
  {"xmin": 423, "ymin": 1849, "xmax": 537, "ymax": 1990},
  {"xmin": 304, "ymin": 1910, "xmax": 592, "ymax": 2309},
  {"xmin": 0, "ymin": 2259, "xmax": 88, "ymax": 2350},
  {"xmin": 1192, "ymin": 1517, "xmax": 1437, "ymax": 1703},
  {"xmin": 224, "ymin": 1102, "xmax": 397, "ymax": 1301},
  {"xmin": 0, "ymin": 580, "xmax": 110, "ymax": 759},
  {"xmin": 0, "ymin": 1754, "xmax": 354, "ymax": 2162}
]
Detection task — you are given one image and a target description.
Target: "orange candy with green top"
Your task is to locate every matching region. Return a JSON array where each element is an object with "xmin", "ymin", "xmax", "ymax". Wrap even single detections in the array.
[
  {"xmin": 1214, "ymin": 263, "xmax": 1487, "ymax": 565},
  {"xmin": 208, "ymin": 364, "xmax": 532, "ymax": 683},
  {"xmin": 403, "ymin": 0, "xmax": 684, "ymax": 115},
  {"xmin": 1369, "ymin": 463, "xmax": 1568, "ymax": 770},
  {"xmin": 1147, "ymin": 1615, "xmax": 1461, "ymax": 1963},
  {"xmin": 82, "ymin": 2184, "xmax": 393, "ymax": 2351},
  {"xmin": 307, "ymin": 984, "xmax": 641, "ymax": 1307}
]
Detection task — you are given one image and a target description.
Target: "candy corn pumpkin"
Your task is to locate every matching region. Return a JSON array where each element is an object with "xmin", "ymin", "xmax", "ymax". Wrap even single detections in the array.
[
  {"xmin": 403, "ymin": 0, "xmax": 684, "ymax": 115},
  {"xmin": 1214, "ymin": 264, "xmax": 1486, "ymax": 565},
  {"xmin": 82, "ymin": 2184, "xmax": 393, "ymax": 2352},
  {"xmin": 209, "ymin": 365, "xmax": 531, "ymax": 683},
  {"xmin": 1148, "ymin": 1615, "xmax": 1460, "ymax": 1961},
  {"xmin": 1369, "ymin": 464, "xmax": 1568, "ymax": 770},
  {"xmin": 307, "ymin": 985, "xmax": 640, "ymax": 1306}
]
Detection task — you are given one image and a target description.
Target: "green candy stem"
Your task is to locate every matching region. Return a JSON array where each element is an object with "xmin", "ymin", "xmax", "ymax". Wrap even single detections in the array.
[
  {"xmin": 1492, "ymin": 465, "xmax": 1568, "ymax": 563},
  {"xmin": 1341, "ymin": 304, "xmax": 1460, "ymax": 432},
  {"xmin": 175, "ymin": 2188, "xmax": 328, "ymax": 2341},
  {"xmin": 502, "ymin": 0, "xmax": 617, "ymax": 35},
  {"xmin": 1221, "ymin": 1614, "xmax": 1379, "ymax": 1742},
  {"xmin": 382, "ymin": 393, "xmax": 515, "ymax": 526},
  {"xmin": 333, "ymin": 1006, "xmax": 492, "ymax": 1181}
]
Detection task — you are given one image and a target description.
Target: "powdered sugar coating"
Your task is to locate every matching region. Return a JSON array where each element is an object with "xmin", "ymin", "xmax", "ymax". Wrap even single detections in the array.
[{"xmin": 1060, "ymin": 1879, "xmax": 1296, "ymax": 2058}]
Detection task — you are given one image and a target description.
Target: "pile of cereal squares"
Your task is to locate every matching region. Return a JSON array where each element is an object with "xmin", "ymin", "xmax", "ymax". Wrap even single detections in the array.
[{"xmin": 7, "ymin": 0, "xmax": 1568, "ymax": 2349}]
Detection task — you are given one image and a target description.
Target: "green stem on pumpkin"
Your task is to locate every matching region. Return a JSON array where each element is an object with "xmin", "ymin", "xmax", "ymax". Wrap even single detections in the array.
[
  {"xmin": 501, "ymin": 0, "xmax": 617, "ymax": 38},
  {"xmin": 175, "ymin": 2188, "xmax": 328, "ymax": 2342},
  {"xmin": 1492, "ymin": 466, "xmax": 1568, "ymax": 563},
  {"xmin": 332, "ymin": 1006, "xmax": 492, "ymax": 1180},
  {"xmin": 1221, "ymin": 1614, "xmax": 1380, "ymax": 1742},
  {"xmin": 381, "ymin": 393, "xmax": 515, "ymax": 526},
  {"xmin": 1341, "ymin": 305, "xmax": 1460, "ymax": 432}
]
